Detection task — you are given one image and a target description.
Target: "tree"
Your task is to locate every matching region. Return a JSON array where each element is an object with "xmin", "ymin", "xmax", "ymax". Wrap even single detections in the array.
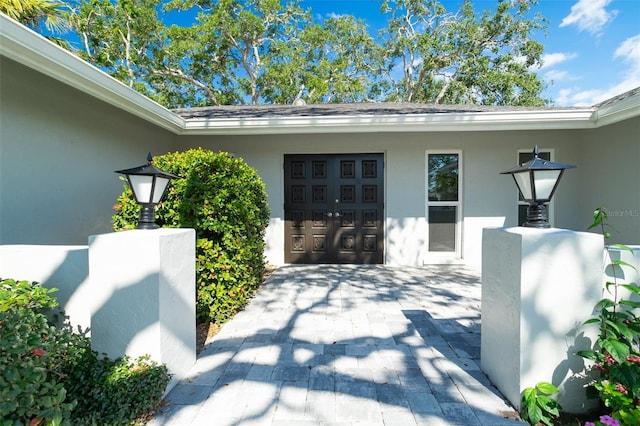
[
  {"xmin": 185, "ymin": 0, "xmax": 309, "ymax": 105},
  {"xmin": 1, "ymin": 0, "xmax": 70, "ymax": 44},
  {"xmin": 66, "ymin": 0, "xmax": 550, "ymax": 107},
  {"xmin": 379, "ymin": 0, "xmax": 549, "ymax": 105},
  {"xmin": 70, "ymin": 0, "xmax": 169, "ymax": 97},
  {"xmin": 267, "ymin": 14, "xmax": 384, "ymax": 103}
]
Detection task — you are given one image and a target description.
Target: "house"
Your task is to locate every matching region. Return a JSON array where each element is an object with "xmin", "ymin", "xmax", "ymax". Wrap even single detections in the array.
[{"xmin": 2, "ymin": 14, "xmax": 639, "ymax": 267}]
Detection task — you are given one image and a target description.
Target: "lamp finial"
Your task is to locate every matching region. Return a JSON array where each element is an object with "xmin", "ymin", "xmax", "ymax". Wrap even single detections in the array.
[{"xmin": 147, "ymin": 152, "xmax": 153, "ymax": 164}]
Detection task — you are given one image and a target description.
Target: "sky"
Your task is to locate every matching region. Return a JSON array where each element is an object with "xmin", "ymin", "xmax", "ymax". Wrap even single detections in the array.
[{"xmin": 299, "ymin": 0, "xmax": 640, "ymax": 106}]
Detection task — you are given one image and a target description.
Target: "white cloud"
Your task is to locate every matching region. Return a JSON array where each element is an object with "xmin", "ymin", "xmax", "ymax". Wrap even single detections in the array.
[
  {"xmin": 615, "ymin": 34, "xmax": 640, "ymax": 68},
  {"xmin": 553, "ymin": 34, "xmax": 640, "ymax": 106},
  {"xmin": 540, "ymin": 52, "xmax": 578, "ymax": 70},
  {"xmin": 560, "ymin": 0, "xmax": 618, "ymax": 35},
  {"xmin": 544, "ymin": 70, "xmax": 570, "ymax": 81},
  {"xmin": 324, "ymin": 12, "xmax": 347, "ymax": 20}
]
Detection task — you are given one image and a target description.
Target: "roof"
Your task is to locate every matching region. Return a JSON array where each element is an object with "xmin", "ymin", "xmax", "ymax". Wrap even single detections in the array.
[
  {"xmin": 173, "ymin": 102, "xmax": 570, "ymax": 119},
  {"xmin": 2, "ymin": 14, "xmax": 639, "ymax": 136}
]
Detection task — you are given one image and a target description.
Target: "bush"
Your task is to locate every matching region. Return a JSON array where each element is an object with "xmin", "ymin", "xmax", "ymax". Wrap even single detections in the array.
[
  {"xmin": 1, "ymin": 279, "xmax": 76, "ymax": 425},
  {"xmin": 0, "ymin": 278, "xmax": 170, "ymax": 425},
  {"xmin": 577, "ymin": 207, "xmax": 640, "ymax": 426},
  {"xmin": 112, "ymin": 148, "xmax": 270, "ymax": 323}
]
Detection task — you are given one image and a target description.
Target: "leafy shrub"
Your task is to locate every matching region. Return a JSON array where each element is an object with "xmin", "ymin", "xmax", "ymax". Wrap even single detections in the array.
[
  {"xmin": 0, "ymin": 278, "xmax": 170, "ymax": 425},
  {"xmin": 520, "ymin": 382, "xmax": 562, "ymax": 426},
  {"xmin": 577, "ymin": 207, "xmax": 640, "ymax": 425},
  {"xmin": 112, "ymin": 148, "xmax": 270, "ymax": 323},
  {"xmin": 66, "ymin": 353, "xmax": 169, "ymax": 425}
]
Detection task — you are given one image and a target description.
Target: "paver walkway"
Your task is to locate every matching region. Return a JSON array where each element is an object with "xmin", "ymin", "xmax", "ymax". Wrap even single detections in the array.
[{"xmin": 149, "ymin": 265, "xmax": 523, "ymax": 425}]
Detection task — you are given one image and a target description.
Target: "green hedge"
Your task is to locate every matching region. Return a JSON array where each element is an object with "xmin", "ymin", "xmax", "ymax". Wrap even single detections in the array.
[
  {"xmin": 113, "ymin": 148, "xmax": 270, "ymax": 323},
  {"xmin": 0, "ymin": 278, "xmax": 170, "ymax": 425}
]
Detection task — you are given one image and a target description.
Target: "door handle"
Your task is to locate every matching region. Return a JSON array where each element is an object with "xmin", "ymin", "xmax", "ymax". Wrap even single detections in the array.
[
  {"xmin": 334, "ymin": 212, "xmax": 341, "ymax": 217},
  {"xmin": 326, "ymin": 212, "xmax": 333, "ymax": 217}
]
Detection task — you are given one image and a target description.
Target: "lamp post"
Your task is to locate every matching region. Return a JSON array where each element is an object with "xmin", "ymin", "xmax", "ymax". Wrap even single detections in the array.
[
  {"xmin": 500, "ymin": 145, "xmax": 576, "ymax": 228},
  {"xmin": 115, "ymin": 153, "xmax": 178, "ymax": 229}
]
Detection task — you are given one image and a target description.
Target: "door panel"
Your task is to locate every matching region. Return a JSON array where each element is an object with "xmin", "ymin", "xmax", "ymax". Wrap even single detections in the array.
[{"xmin": 284, "ymin": 154, "xmax": 384, "ymax": 264}]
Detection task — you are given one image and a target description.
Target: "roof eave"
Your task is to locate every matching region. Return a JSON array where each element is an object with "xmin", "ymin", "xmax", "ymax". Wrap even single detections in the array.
[
  {"xmin": 0, "ymin": 14, "xmax": 184, "ymax": 134},
  {"xmin": 592, "ymin": 90, "xmax": 640, "ymax": 127},
  {"xmin": 182, "ymin": 109, "xmax": 596, "ymax": 135}
]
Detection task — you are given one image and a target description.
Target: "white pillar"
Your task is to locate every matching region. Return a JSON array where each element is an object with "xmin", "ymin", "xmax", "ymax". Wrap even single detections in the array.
[
  {"xmin": 481, "ymin": 227, "xmax": 603, "ymax": 413},
  {"xmin": 88, "ymin": 229, "xmax": 195, "ymax": 390}
]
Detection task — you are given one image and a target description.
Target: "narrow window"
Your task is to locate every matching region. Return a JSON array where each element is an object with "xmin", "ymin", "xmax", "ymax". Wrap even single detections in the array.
[{"xmin": 426, "ymin": 151, "xmax": 462, "ymax": 258}]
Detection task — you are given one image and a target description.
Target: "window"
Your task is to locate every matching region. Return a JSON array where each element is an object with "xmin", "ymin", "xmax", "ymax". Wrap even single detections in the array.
[
  {"xmin": 517, "ymin": 148, "xmax": 554, "ymax": 226},
  {"xmin": 426, "ymin": 152, "xmax": 462, "ymax": 257}
]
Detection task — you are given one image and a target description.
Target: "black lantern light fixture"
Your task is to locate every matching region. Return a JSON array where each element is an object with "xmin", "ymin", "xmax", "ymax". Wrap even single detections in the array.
[
  {"xmin": 115, "ymin": 153, "xmax": 178, "ymax": 229},
  {"xmin": 500, "ymin": 145, "xmax": 576, "ymax": 228}
]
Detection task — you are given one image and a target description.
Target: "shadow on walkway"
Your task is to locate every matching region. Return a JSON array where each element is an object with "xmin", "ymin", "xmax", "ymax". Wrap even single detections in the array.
[{"xmin": 150, "ymin": 265, "xmax": 523, "ymax": 425}]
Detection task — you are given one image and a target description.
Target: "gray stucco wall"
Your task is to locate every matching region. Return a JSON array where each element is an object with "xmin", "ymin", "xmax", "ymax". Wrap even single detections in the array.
[
  {"xmin": 2, "ymin": 52, "xmax": 636, "ymax": 264},
  {"xmin": 0, "ymin": 57, "xmax": 177, "ymax": 245},
  {"xmin": 180, "ymin": 129, "xmax": 583, "ymax": 266},
  {"xmin": 578, "ymin": 117, "xmax": 640, "ymax": 245}
]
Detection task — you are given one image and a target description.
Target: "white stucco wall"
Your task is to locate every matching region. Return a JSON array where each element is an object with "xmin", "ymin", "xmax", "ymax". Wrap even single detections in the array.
[
  {"xmin": 89, "ymin": 229, "xmax": 196, "ymax": 391},
  {"xmin": 181, "ymin": 130, "xmax": 583, "ymax": 266},
  {"xmin": 482, "ymin": 227, "xmax": 603, "ymax": 413},
  {"xmin": 0, "ymin": 57, "xmax": 178, "ymax": 245},
  {"xmin": 0, "ymin": 244, "xmax": 91, "ymax": 331}
]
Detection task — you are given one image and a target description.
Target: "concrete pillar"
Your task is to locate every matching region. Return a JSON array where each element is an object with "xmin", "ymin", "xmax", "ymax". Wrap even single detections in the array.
[
  {"xmin": 481, "ymin": 227, "xmax": 603, "ymax": 413},
  {"xmin": 88, "ymin": 228, "xmax": 196, "ymax": 390}
]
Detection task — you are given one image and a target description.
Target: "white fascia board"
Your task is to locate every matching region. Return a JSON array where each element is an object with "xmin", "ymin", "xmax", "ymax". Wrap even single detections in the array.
[
  {"xmin": 0, "ymin": 14, "xmax": 184, "ymax": 134},
  {"xmin": 592, "ymin": 92, "xmax": 640, "ymax": 127},
  {"xmin": 182, "ymin": 108, "xmax": 596, "ymax": 135}
]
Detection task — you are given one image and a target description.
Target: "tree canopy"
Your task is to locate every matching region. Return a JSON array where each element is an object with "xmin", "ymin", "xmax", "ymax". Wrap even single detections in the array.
[{"xmin": 20, "ymin": 0, "xmax": 551, "ymax": 107}]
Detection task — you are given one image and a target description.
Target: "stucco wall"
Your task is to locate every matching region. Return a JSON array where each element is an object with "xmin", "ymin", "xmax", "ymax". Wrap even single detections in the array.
[
  {"xmin": 180, "ymin": 129, "xmax": 582, "ymax": 266},
  {"xmin": 578, "ymin": 117, "xmax": 640, "ymax": 244},
  {"xmin": 3, "ymin": 50, "xmax": 634, "ymax": 265},
  {"xmin": 0, "ymin": 57, "xmax": 177, "ymax": 245}
]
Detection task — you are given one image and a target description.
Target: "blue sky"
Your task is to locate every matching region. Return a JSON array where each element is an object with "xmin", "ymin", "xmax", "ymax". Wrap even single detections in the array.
[{"xmin": 300, "ymin": 0, "xmax": 640, "ymax": 106}]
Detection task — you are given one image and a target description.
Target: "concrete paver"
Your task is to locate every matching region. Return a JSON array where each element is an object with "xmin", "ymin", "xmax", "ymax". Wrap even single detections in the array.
[{"xmin": 149, "ymin": 265, "xmax": 523, "ymax": 425}]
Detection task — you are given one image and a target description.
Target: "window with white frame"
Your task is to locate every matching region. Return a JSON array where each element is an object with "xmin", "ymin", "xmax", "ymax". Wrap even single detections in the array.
[
  {"xmin": 426, "ymin": 151, "xmax": 462, "ymax": 257},
  {"xmin": 517, "ymin": 148, "xmax": 554, "ymax": 226}
]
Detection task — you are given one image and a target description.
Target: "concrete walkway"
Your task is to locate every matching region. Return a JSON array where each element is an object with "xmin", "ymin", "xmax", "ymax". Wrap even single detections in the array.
[{"xmin": 149, "ymin": 265, "xmax": 523, "ymax": 425}]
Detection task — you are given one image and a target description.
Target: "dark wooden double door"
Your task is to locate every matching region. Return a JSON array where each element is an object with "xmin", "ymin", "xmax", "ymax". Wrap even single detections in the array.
[{"xmin": 284, "ymin": 154, "xmax": 384, "ymax": 264}]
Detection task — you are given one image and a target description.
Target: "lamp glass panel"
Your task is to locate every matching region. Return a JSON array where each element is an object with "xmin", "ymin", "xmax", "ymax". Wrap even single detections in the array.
[
  {"xmin": 152, "ymin": 177, "xmax": 170, "ymax": 203},
  {"xmin": 532, "ymin": 170, "xmax": 561, "ymax": 200},
  {"xmin": 129, "ymin": 175, "xmax": 154, "ymax": 203},
  {"xmin": 513, "ymin": 172, "xmax": 533, "ymax": 200}
]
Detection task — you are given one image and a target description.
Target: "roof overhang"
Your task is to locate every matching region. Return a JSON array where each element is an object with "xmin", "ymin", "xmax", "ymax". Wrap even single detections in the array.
[
  {"xmin": 0, "ymin": 14, "xmax": 184, "ymax": 134},
  {"xmin": 592, "ymin": 91, "xmax": 640, "ymax": 127},
  {"xmin": 181, "ymin": 108, "xmax": 596, "ymax": 135},
  {"xmin": 1, "ymin": 14, "xmax": 638, "ymax": 136}
]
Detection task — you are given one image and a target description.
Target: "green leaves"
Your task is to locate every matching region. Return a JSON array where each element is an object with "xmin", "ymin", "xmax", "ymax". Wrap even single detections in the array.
[
  {"xmin": 578, "ymin": 205, "xmax": 640, "ymax": 425},
  {"xmin": 113, "ymin": 148, "xmax": 270, "ymax": 323},
  {"xmin": 66, "ymin": 0, "xmax": 550, "ymax": 107},
  {"xmin": 379, "ymin": 0, "xmax": 548, "ymax": 105},
  {"xmin": 520, "ymin": 382, "xmax": 561, "ymax": 426},
  {"xmin": 0, "ymin": 278, "xmax": 170, "ymax": 424}
]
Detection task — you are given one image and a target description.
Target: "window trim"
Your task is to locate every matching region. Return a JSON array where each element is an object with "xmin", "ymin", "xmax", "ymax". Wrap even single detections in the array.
[{"xmin": 425, "ymin": 150, "xmax": 463, "ymax": 261}]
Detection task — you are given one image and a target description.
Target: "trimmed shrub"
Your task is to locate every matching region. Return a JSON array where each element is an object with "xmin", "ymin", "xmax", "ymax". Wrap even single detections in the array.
[
  {"xmin": 0, "ymin": 279, "xmax": 76, "ymax": 425},
  {"xmin": 112, "ymin": 148, "xmax": 270, "ymax": 323},
  {"xmin": 0, "ymin": 278, "xmax": 170, "ymax": 426}
]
